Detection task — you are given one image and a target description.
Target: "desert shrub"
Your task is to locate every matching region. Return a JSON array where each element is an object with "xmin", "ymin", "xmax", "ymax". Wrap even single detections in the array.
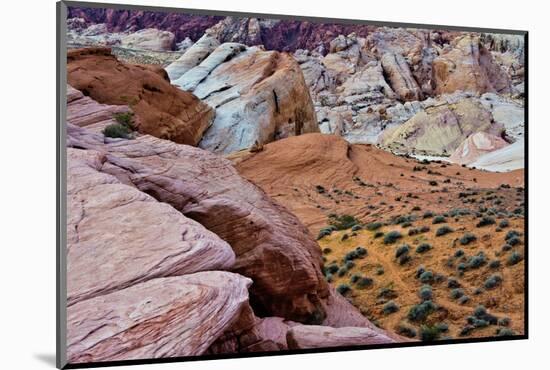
[
  {"xmin": 408, "ymin": 300, "xmax": 436, "ymax": 322},
  {"xmin": 395, "ymin": 244, "xmax": 410, "ymax": 259},
  {"xmin": 496, "ymin": 328, "xmax": 516, "ymax": 336},
  {"xmin": 378, "ymin": 287, "xmax": 397, "ymax": 299},
  {"xmin": 351, "ymin": 225, "xmax": 363, "ymax": 232},
  {"xmin": 450, "ymin": 288, "xmax": 465, "ymax": 299},
  {"xmin": 325, "ymin": 273, "xmax": 333, "ymax": 282},
  {"xmin": 103, "ymin": 123, "xmax": 133, "ymax": 139},
  {"xmin": 398, "ymin": 254, "xmax": 411, "ymax": 265},
  {"xmin": 476, "ymin": 216, "xmax": 496, "ymax": 227},
  {"xmin": 467, "ymin": 252, "xmax": 487, "ymax": 269},
  {"xmin": 507, "ymin": 236, "xmax": 521, "ymax": 246},
  {"xmin": 432, "ymin": 215, "xmax": 446, "ymax": 224},
  {"xmin": 447, "ymin": 277, "xmax": 461, "ymax": 288},
  {"xmin": 345, "ymin": 260, "xmax": 355, "ymax": 269},
  {"xmin": 341, "ymin": 234, "xmax": 349, "ymax": 241},
  {"xmin": 315, "ymin": 185, "xmax": 326, "ymax": 194},
  {"xmin": 499, "ymin": 219, "xmax": 510, "ymax": 228},
  {"xmin": 412, "ymin": 206, "xmax": 421, "ymax": 211},
  {"xmin": 419, "ymin": 225, "xmax": 430, "ymax": 233},
  {"xmin": 393, "ymin": 215, "xmax": 414, "ymax": 225},
  {"xmin": 473, "ymin": 305, "xmax": 487, "ymax": 318},
  {"xmin": 397, "ymin": 324, "xmax": 417, "ymax": 338},
  {"xmin": 326, "ymin": 264, "xmax": 339, "ymax": 274},
  {"xmin": 374, "ymin": 231, "xmax": 384, "ymax": 239},
  {"xmin": 489, "ymin": 260, "xmax": 501, "ymax": 269},
  {"xmin": 401, "ymin": 222, "xmax": 412, "ymax": 228},
  {"xmin": 429, "ymin": 180, "xmax": 438, "ymax": 186},
  {"xmin": 350, "ymin": 274, "xmax": 361, "ymax": 283},
  {"xmin": 454, "ymin": 249, "xmax": 465, "ymax": 258},
  {"xmin": 473, "ymin": 287, "xmax": 484, "ymax": 295},
  {"xmin": 355, "ymin": 246, "xmax": 368, "ymax": 257},
  {"xmin": 366, "ymin": 221, "xmax": 383, "ymax": 231},
  {"xmin": 408, "ymin": 228, "xmax": 420, "ymax": 236},
  {"xmin": 382, "ymin": 301, "xmax": 400, "ymax": 315},
  {"xmin": 436, "ymin": 226, "xmax": 454, "ymax": 237},
  {"xmin": 419, "ymin": 271, "xmax": 434, "ymax": 283},
  {"xmin": 457, "ymin": 262, "xmax": 467, "ymax": 272},
  {"xmin": 419, "ymin": 285, "xmax": 433, "ymax": 301},
  {"xmin": 416, "ymin": 265, "xmax": 426, "ymax": 278},
  {"xmin": 384, "ymin": 231, "xmax": 402, "ymax": 244},
  {"xmin": 357, "ymin": 276, "xmax": 374, "ymax": 288},
  {"xmin": 376, "ymin": 267, "xmax": 385, "ymax": 275},
  {"xmin": 436, "ymin": 323, "xmax": 449, "ymax": 332},
  {"xmin": 336, "ymin": 284, "xmax": 351, "ymax": 295},
  {"xmin": 420, "ymin": 325, "xmax": 440, "ymax": 341},
  {"xmin": 507, "ymin": 251, "xmax": 523, "ymax": 265},
  {"xmin": 459, "ymin": 325, "xmax": 475, "ymax": 336},
  {"xmin": 458, "ymin": 295, "xmax": 470, "ymax": 304},
  {"xmin": 322, "ymin": 247, "xmax": 332, "ymax": 254},
  {"xmin": 416, "ymin": 243, "xmax": 432, "ymax": 253},
  {"xmin": 423, "ymin": 211, "xmax": 434, "ymax": 219},
  {"xmin": 329, "ymin": 214, "xmax": 359, "ymax": 230},
  {"xmin": 498, "ymin": 317, "xmax": 511, "ymax": 327},
  {"xmin": 459, "ymin": 233, "xmax": 477, "ymax": 245},
  {"xmin": 113, "ymin": 112, "xmax": 135, "ymax": 129},
  {"xmin": 317, "ymin": 226, "xmax": 336, "ymax": 240},
  {"xmin": 344, "ymin": 250, "xmax": 358, "ymax": 261},
  {"xmin": 484, "ymin": 274, "xmax": 503, "ymax": 289},
  {"xmin": 505, "ymin": 230, "xmax": 521, "ymax": 241},
  {"xmin": 337, "ymin": 266, "xmax": 348, "ymax": 277},
  {"xmin": 501, "ymin": 244, "xmax": 512, "ymax": 252}
]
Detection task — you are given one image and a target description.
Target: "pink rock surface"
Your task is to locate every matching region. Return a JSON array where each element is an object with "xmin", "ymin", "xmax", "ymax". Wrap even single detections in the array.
[
  {"xmin": 67, "ymin": 272, "xmax": 251, "ymax": 363},
  {"xmin": 450, "ymin": 131, "xmax": 510, "ymax": 165},
  {"xmin": 67, "ymin": 147, "xmax": 236, "ymax": 306},
  {"xmin": 286, "ymin": 325, "xmax": 394, "ymax": 349}
]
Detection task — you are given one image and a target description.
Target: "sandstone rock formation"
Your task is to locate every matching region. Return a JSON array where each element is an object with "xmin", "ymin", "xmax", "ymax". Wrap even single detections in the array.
[
  {"xmin": 66, "ymin": 85, "xmax": 131, "ymax": 132},
  {"xmin": 287, "ymin": 325, "xmax": 394, "ymax": 349},
  {"xmin": 470, "ymin": 138, "xmax": 524, "ymax": 172},
  {"xmin": 67, "ymin": 47, "xmax": 214, "ymax": 145},
  {"xmin": 380, "ymin": 53, "xmax": 423, "ymax": 101},
  {"xmin": 432, "ymin": 35, "xmax": 511, "ymax": 95},
  {"xmin": 378, "ymin": 97, "xmax": 503, "ymax": 156},
  {"xmin": 67, "ymin": 272, "xmax": 251, "ymax": 363},
  {"xmin": 449, "ymin": 132, "xmax": 509, "ymax": 165},
  {"xmin": 67, "ymin": 123, "xmax": 328, "ymax": 323},
  {"xmin": 120, "ymin": 28, "xmax": 175, "ymax": 51},
  {"xmin": 167, "ymin": 44, "xmax": 318, "ymax": 154},
  {"xmin": 165, "ymin": 34, "xmax": 220, "ymax": 80}
]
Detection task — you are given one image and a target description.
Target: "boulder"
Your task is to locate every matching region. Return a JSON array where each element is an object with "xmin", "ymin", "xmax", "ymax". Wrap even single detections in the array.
[
  {"xmin": 168, "ymin": 45, "xmax": 318, "ymax": 154},
  {"xmin": 165, "ymin": 34, "xmax": 220, "ymax": 80},
  {"xmin": 67, "ymin": 124, "xmax": 329, "ymax": 323},
  {"xmin": 67, "ymin": 47, "xmax": 214, "ymax": 145},
  {"xmin": 433, "ymin": 35, "xmax": 511, "ymax": 95},
  {"xmin": 120, "ymin": 28, "xmax": 176, "ymax": 51},
  {"xmin": 67, "ymin": 273, "xmax": 251, "ymax": 363},
  {"xmin": 286, "ymin": 325, "xmax": 394, "ymax": 349},
  {"xmin": 480, "ymin": 93, "xmax": 524, "ymax": 140},
  {"xmin": 66, "ymin": 148, "xmax": 236, "ymax": 306},
  {"xmin": 381, "ymin": 53, "xmax": 423, "ymax": 101},
  {"xmin": 450, "ymin": 132, "xmax": 509, "ymax": 165}
]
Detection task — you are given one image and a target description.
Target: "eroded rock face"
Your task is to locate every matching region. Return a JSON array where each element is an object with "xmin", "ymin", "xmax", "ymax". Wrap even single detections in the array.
[
  {"xmin": 165, "ymin": 34, "xmax": 220, "ymax": 80},
  {"xmin": 286, "ymin": 325, "xmax": 394, "ymax": 349},
  {"xmin": 120, "ymin": 28, "xmax": 175, "ymax": 51},
  {"xmin": 470, "ymin": 138, "xmax": 524, "ymax": 172},
  {"xmin": 67, "ymin": 85, "xmax": 131, "ymax": 132},
  {"xmin": 67, "ymin": 124, "xmax": 329, "ymax": 323},
  {"xmin": 67, "ymin": 273, "xmax": 251, "ymax": 363},
  {"xmin": 378, "ymin": 97, "xmax": 502, "ymax": 156},
  {"xmin": 450, "ymin": 132, "xmax": 509, "ymax": 165},
  {"xmin": 381, "ymin": 53, "xmax": 423, "ymax": 101},
  {"xmin": 433, "ymin": 35, "xmax": 511, "ymax": 95},
  {"xmin": 67, "ymin": 47, "xmax": 214, "ymax": 145},
  {"xmin": 67, "ymin": 147, "xmax": 236, "ymax": 306},
  {"xmin": 167, "ymin": 45, "xmax": 318, "ymax": 154}
]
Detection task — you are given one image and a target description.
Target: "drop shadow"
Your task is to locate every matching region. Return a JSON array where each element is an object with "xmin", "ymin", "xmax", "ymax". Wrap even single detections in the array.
[{"xmin": 34, "ymin": 353, "xmax": 56, "ymax": 367}]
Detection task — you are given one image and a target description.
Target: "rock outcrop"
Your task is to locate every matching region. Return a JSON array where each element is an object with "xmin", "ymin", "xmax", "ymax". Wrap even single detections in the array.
[
  {"xmin": 470, "ymin": 138, "xmax": 524, "ymax": 172},
  {"xmin": 66, "ymin": 85, "xmax": 131, "ymax": 132},
  {"xmin": 449, "ymin": 132, "xmax": 509, "ymax": 165},
  {"xmin": 380, "ymin": 53, "xmax": 423, "ymax": 101},
  {"xmin": 167, "ymin": 44, "xmax": 318, "ymax": 154},
  {"xmin": 67, "ymin": 47, "xmax": 214, "ymax": 145},
  {"xmin": 433, "ymin": 35, "xmax": 511, "ymax": 95},
  {"xmin": 67, "ymin": 123, "xmax": 328, "ymax": 323},
  {"xmin": 67, "ymin": 272, "xmax": 251, "ymax": 363},
  {"xmin": 286, "ymin": 325, "xmax": 394, "ymax": 349},
  {"xmin": 120, "ymin": 28, "xmax": 175, "ymax": 51},
  {"xmin": 378, "ymin": 97, "xmax": 502, "ymax": 156}
]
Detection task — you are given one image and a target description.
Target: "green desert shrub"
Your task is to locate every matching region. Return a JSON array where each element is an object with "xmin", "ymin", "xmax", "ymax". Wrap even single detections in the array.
[
  {"xmin": 501, "ymin": 244, "xmax": 513, "ymax": 252},
  {"xmin": 329, "ymin": 214, "xmax": 359, "ymax": 230},
  {"xmin": 382, "ymin": 300, "xmax": 400, "ymax": 315},
  {"xmin": 395, "ymin": 244, "xmax": 410, "ymax": 259},
  {"xmin": 489, "ymin": 260, "xmax": 501, "ymax": 269},
  {"xmin": 436, "ymin": 226, "xmax": 453, "ymax": 237},
  {"xmin": 374, "ymin": 231, "xmax": 384, "ymax": 239},
  {"xmin": 419, "ymin": 285, "xmax": 433, "ymax": 301},
  {"xmin": 408, "ymin": 300, "xmax": 436, "ymax": 322},
  {"xmin": 476, "ymin": 216, "xmax": 496, "ymax": 227},
  {"xmin": 397, "ymin": 324, "xmax": 417, "ymax": 338},
  {"xmin": 355, "ymin": 246, "xmax": 368, "ymax": 257},
  {"xmin": 102, "ymin": 123, "xmax": 133, "ymax": 139},
  {"xmin": 336, "ymin": 284, "xmax": 351, "ymax": 295},
  {"xmin": 350, "ymin": 274, "xmax": 361, "ymax": 284},
  {"xmin": 315, "ymin": 185, "xmax": 326, "ymax": 194},
  {"xmin": 484, "ymin": 274, "xmax": 503, "ymax": 289},
  {"xmin": 499, "ymin": 219, "xmax": 510, "ymax": 228},
  {"xmin": 326, "ymin": 264, "xmax": 339, "ymax": 274},
  {"xmin": 337, "ymin": 266, "xmax": 349, "ymax": 277},
  {"xmin": 450, "ymin": 288, "xmax": 465, "ymax": 300},
  {"xmin": 419, "ymin": 270, "xmax": 434, "ymax": 283},
  {"xmin": 366, "ymin": 221, "xmax": 383, "ymax": 231},
  {"xmin": 432, "ymin": 215, "xmax": 446, "ymax": 224},
  {"xmin": 113, "ymin": 112, "xmax": 134, "ymax": 128},
  {"xmin": 454, "ymin": 249, "xmax": 465, "ymax": 258},
  {"xmin": 459, "ymin": 233, "xmax": 477, "ymax": 245},
  {"xmin": 458, "ymin": 295, "xmax": 470, "ymax": 304},
  {"xmin": 447, "ymin": 277, "xmax": 461, "ymax": 288},
  {"xmin": 322, "ymin": 247, "xmax": 332, "ymax": 254},
  {"xmin": 416, "ymin": 243, "xmax": 432, "ymax": 253},
  {"xmin": 398, "ymin": 254, "xmax": 411, "ymax": 265},
  {"xmin": 423, "ymin": 211, "xmax": 434, "ymax": 219},
  {"xmin": 505, "ymin": 230, "xmax": 521, "ymax": 241},
  {"xmin": 384, "ymin": 231, "xmax": 403, "ymax": 244},
  {"xmin": 467, "ymin": 252, "xmax": 487, "ymax": 269},
  {"xmin": 507, "ymin": 251, "xmax": 523, "ymax": 265},
  {"xmin": 496, "ymin": 328, "xmax": 516, "ymax": 336},
  {"xmin": 420, "ymin": 325, "xmax": 441, "ymax": 341},
  {"xmin": 345, "ymin": 260, "xmax": 355, "ymax": 269},
  {"xmin": 351, "ymin": 224, "xmax": 363, "ymax": 232},
  {"xmin": 325, "ymin": 273, "xmax": 333, "ymax": 282},
  {"xmin": 317, "ymin": 226, "xmax": 336, "ymax": 240},
  {"xmin": 356, "ymin": 276, "xmax": 374, "ymax": 288}
]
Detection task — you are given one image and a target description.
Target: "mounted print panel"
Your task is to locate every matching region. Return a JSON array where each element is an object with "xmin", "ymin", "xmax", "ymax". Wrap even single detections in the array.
[{"xmin": 57, "ymin": 1, "xmax": 527, "ymax": 368}]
